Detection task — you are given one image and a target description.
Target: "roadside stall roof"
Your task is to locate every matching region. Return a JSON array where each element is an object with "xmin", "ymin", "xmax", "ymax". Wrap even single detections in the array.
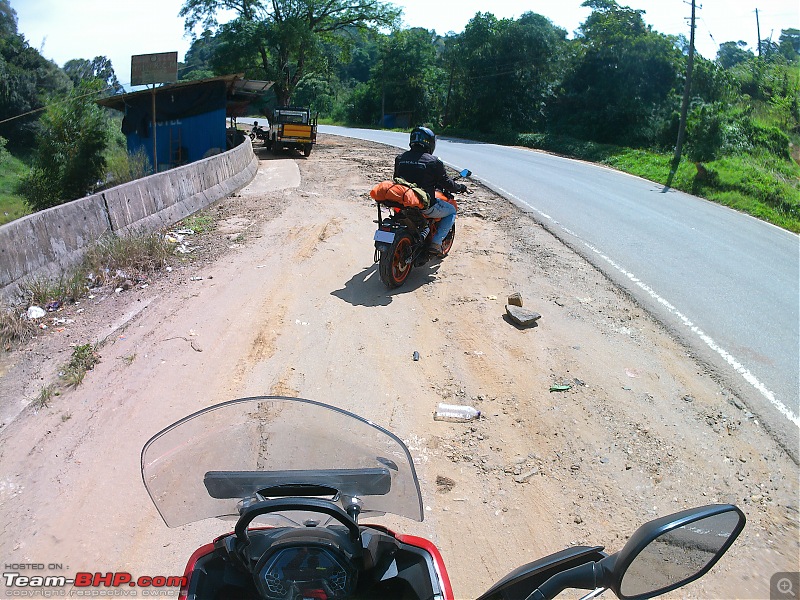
[{"xmin": 97, "ymin": 75, "xmax": 274, "ymax": 117}]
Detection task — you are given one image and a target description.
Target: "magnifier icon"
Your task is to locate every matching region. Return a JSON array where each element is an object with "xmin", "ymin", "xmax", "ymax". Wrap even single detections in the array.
[{"xmin": 778, "ymin": 578, "xmax": 796, "ymax": 597}]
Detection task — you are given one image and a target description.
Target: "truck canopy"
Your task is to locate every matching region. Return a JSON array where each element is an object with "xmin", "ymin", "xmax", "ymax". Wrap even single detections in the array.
[{"xmin": 273, "ymin": 109, "xmax": 309, "ymax": 124}]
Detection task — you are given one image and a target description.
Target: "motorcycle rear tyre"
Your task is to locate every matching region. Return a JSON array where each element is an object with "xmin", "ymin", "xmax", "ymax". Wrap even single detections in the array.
[
  {"xmin": 440, "ymin": 223, "xmax": 456, "ymax": 256},
  {"xmin": 379, "ymin": 233, "xmax": 414, "ymax": 288}
]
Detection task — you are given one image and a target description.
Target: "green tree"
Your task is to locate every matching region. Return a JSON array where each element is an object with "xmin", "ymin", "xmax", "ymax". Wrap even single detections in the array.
[
  {"xmin": 344, "ymin": 27, "xmax": 450, "ymax": 126},
  {"xmin": 19, "ymin": 81, "xmax": 110, "ymax": 210},
  {"xmin": 716, "ymin": 41, "xmax": 753, "ymax": 68},
  {"xmin": 0, "ymin": 0, "xmax": 15, "ymax": 36},
  {"xmin": 446, "ymin": 12, "xmax": 504, "ymax": 131},
  {"xmin": 335, "ymin": 30, "xmax": 379, "ymax": 85},
  {"xmin": 208, "ymin": 18, "xmax": 267, "ymax": 78},
  {"xmin": 63, "ymin": 56, "xmax": 122, "ymax": 94},
  {"xmin": 686, "ymin": 103, "xmax": 724, "ymax": 177},
  {"xmin": 779, "ymin": 28, "xmax": 800, "ymax": 62},
  {"xmin": 552, "ymin": 0, "xmax": 683, "ymax": 146},
  {"xmin": 443, "ymin": 12, "xmax": 568, "ymax": 132},
  {"xmin": 376, "ymin": 28, "xmax": 444, "ymax": 125},
  {"xmin": 759, "ymin": 39, "xmax": 782, "ymax": 59},
  {"xmin": 179, "ymin": 0, "xmax": 400, "ymax": 106},
  {"xmin": 180, "ymin": 29, "xmax": 221, "ymax": 80},
  {"xmin": 293, "ymin": 73, "xmax": 335, "ymax": 114},
  {"xmin": 0, "ymin": 0, "xmax": 72, "ymax": 148},
  {"xmin": 690, "ymin": 56, "xmax": 734, "ymax": 104}
]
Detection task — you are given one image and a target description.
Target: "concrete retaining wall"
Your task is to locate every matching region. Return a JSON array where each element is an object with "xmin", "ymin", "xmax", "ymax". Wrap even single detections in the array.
[{"xmin": 0, "ymin": 138, "xmax": 257, "ymax": 301}]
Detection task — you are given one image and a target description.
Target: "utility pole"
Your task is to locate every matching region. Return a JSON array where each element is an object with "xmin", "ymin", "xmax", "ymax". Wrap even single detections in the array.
[
  {"xmin": 755, "ymin": 8, "xmax": 762, "ymax": 58},
  {"xmin": 667, "ymin": 0, "xmax": 697, "ymax": 188},
  {"xmin": 443, "ymin": 58, "xmax": 455, "ymax": 127},
  {"xmin": 381, "ymin": 59, "xmax": 386, "ymax": 129},
  {"xmin": 151, "ymin": 84, "xmax": 158, "ymax": 174}
]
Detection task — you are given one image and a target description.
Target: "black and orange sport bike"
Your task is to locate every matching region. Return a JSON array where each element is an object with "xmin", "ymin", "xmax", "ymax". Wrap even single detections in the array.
[{"xmin": 372, "ymin": 169, "xmax": 471, "ymax": 289}]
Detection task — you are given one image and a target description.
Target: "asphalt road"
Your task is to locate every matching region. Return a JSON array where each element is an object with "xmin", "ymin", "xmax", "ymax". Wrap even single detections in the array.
[{"xmin": 319, "ymin": 125, "xmax": 800, "ymax": 457}]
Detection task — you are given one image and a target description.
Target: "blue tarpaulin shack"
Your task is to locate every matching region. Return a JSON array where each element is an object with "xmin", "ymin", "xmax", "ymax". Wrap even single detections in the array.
[{"xmin": 98, "ymin": 75, "xmax": 273, "ymax": 171}]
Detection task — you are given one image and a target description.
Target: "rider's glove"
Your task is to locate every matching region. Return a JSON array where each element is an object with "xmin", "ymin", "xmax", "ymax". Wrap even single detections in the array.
[{"xmin": 457, "ymin": 184, "xmax": 468, "ymax": 193}]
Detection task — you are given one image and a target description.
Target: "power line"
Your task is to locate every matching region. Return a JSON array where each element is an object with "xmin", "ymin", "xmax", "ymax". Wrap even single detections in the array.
[
  {"xmin": 0, "ymin": 60, "xmax": 207, "ymax": 126},
  {"xmin": 0, "ymin": 67, "xmax": 210, "ymax": 126},
  {"xmin": 698, "ymin": 17, "xmax": 717, "ymax": 47},
  {"xmin": 0, "ymin": 85, "xmax": 114, "ymax": 126}
]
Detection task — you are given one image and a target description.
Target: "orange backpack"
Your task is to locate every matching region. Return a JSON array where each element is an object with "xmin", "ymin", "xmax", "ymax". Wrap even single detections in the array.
[{"xmin": 369, "ymin": 180, "xmax": 426, "ymax": 209}]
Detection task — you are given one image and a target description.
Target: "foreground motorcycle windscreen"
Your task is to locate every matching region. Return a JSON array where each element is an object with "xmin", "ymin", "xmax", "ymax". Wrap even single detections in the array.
[{"xmin": 141, "ymin": 396, "xmax": 424, "ymax": 527}]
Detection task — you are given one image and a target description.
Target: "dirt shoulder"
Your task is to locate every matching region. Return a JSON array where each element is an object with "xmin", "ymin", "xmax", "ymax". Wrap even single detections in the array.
[{"xmin": 0, "ymin": 135, "xmax": 797, "ymax": 599}]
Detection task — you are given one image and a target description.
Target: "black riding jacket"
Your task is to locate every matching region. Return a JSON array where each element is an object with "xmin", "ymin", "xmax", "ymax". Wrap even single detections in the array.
[{"xmin": 394, "ymin": 149, "xmax": 460, "ymax": 208}]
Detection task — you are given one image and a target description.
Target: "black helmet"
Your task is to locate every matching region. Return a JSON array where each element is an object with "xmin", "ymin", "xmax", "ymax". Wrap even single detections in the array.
[{"xmin": 409, "ymin": 126, "xmax": 435, "ymax": 154}]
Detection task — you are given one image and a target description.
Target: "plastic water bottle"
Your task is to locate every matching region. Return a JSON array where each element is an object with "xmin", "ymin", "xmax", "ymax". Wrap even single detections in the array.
[{"xmin": 434, "ymin": 403, "xmax": 481, "ymax": 422}]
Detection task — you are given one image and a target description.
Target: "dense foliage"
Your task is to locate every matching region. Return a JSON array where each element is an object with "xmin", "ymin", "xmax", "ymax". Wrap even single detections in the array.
[
  {"xmin": 0, "ymin": 0, "xmax": 71, "ymax": 149},
  {"xmin": 179, "ymin": 0, "xmax": 400, "ymax": 106},
  {"xmin": 1, "ymin": 0, "xmax": 797, "ymax": 226},
  {"xmin": 176, "ymin": 0, "xmax": 799, "ymax": 230},
  {"xmin": 18, "ymin": 81, "xmax": 111, "ymax": 210},
  {"xmin": 179, "ymin": 0, "xmax": 798, "ymax": 154},
  {"xmin": 0, "ymin": 0, "xmax": 128, "ymax": 210},
  {"xmin": 63, "ymin": 56, "xmax": 124, "ymax": 95}
]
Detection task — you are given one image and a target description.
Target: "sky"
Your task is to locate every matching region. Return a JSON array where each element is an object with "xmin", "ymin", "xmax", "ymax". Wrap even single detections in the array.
[{"xmin": 12, "ymin": 0, "xmax": 800, "ymax": 90}]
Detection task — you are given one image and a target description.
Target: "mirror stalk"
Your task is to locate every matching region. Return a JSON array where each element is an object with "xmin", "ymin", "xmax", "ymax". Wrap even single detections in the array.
[{"xmin": 526, "ymin": 562, "xmax": 605, "ymax": 600}]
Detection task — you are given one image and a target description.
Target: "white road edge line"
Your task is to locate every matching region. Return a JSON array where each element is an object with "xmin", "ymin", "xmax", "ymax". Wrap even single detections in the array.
[{"xmin": 490, "ymin": 184, "xmax": 800, "ymax": 429}]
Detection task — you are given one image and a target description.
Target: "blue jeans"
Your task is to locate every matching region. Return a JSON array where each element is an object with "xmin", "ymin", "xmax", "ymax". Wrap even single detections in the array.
[{"xmin": 423, "ymin": 200, "xmax": 456, "ymax": 245}]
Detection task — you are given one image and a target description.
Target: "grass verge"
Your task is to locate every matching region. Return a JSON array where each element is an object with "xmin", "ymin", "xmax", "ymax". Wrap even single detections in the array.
[
  {"xmin": 82, "ymin": 231, "xmax": 171, "ymax": 278},
  {"xmin": 436, "ymin": 127, "xmax": 800, "ymax": 233},
  {"xmin": 0, "ymin": 149, "xmax": 31, "ymax": 226},
  {"xmin": 61, "ymin": 343, "xmax": 100, "ymax": 388},
  {"xmin": 31, "ymin": 344, "xmax": 101, "ymax": 411},
  {"xmin": 33, "ymin": 385, "xmax": 56, "ymax": 409},
  {"xmin": 0, "ymin": 305, "xmax": 36, "ymax": 348},
  {"xmin": 509, "ymin": 132, "xmax": 800, "ymax": 233},
  {"xmin": 0, "ymin": 230, "xmax": 171, "ymax": 348},
  {"xmin": 179, "ymin": 213, "xmax": 215, "ymax": 234}
]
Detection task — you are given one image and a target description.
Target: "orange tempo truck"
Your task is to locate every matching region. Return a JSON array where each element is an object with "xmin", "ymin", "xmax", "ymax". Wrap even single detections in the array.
[{"xmin": 267, "ymin": 107, "xmax": 318, "ymax": 157}]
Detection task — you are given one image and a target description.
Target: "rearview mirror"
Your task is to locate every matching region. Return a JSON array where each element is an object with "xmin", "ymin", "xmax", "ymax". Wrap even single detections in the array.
[{"xmin": 610, "ymin": 505, "xmax": 745, "ymax": 600}]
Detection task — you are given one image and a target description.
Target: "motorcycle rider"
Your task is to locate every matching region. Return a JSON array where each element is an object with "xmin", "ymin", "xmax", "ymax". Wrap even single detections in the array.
[
  {"xmin": 394, "ymin": 126, "xmax": 466, "ymax": 256},
  {"xmin": 250, "ymin": 121, "xmax": 267, "ymax": 140}
]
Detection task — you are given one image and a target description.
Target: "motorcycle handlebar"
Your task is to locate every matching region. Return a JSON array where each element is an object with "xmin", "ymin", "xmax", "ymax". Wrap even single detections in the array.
[{"xmin": 235, "ymin": 498, "xmax": 361, "ymax": 549}]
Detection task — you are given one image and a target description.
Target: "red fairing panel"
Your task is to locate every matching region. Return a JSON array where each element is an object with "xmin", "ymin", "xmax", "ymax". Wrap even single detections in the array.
[
  {"xmin": 396, "ymin": 534, "xmax": 455, "ymax": 600},
  {"xmin": 180, "ymin": 543, "xmax": 214, "ymax": 599}
]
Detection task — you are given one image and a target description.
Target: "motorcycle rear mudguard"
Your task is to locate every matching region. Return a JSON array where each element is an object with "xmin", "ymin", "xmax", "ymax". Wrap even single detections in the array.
[{"xmin": 374, "ymin": 221, "xmax": 430, "ymax": 265}]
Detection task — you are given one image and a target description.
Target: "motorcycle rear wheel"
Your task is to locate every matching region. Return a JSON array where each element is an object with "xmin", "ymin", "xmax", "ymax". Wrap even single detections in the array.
[
  {"xmin": 440, "ymin": 223, "xmax": 456, "ymax": 256},
  {"xmin": 379, "ymin": 233, "xmax": 414, "ymax": 288}
]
